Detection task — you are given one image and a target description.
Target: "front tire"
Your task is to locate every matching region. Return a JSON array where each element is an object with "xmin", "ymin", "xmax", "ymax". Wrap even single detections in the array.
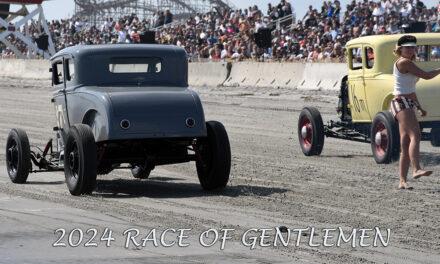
[
  {"xmin": 371, "ymin": 111, "xmax": 400, "ymax": 164},
  {"xmin": 64, "ymin": 124, "xmax": 97, "ymax": 196},
  {"xmin": 6, "ymin": 129, "xmax": 31, "ymax": 184},
  {"xmin": 196, "ymin": 121, "xmax": 231, "ymax": 190},
  {"xmin": 298, "ymin": 107, "xmax": 325, "ymax": 156}
]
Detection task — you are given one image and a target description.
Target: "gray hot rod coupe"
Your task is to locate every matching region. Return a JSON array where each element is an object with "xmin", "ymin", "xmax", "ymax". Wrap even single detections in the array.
[{"xmin": 5, "ymin": 44, "xmax": 231, "ymax": 195}]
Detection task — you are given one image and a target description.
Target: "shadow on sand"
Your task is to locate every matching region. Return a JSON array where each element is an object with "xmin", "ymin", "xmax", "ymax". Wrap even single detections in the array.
[
  {"xmin": 320, "ymin": 154, "xmax": 371, "ymax": 159},
  {"xmin": 26, "ymin": 181, "xmax": 65, "ymax": 185},
  {"xmin": 420, "ymin": 152, "xmax": 440, "ymax": 167},
  {"xmin": 94, "ymin": 178, "xmax": 288, "ymax": 199}
]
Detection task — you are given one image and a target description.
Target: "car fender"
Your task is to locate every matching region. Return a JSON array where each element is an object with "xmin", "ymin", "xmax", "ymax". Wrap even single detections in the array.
[
  {"xmin": 82, "ymin": 109, "xmax": 108, "ymax": 142},
  {"xmin": 188, "ymin": 88, "xmax": 207, "ymax": 135},
  {"xmin": 65, "ymin": 87, "xmax": 112, "ymax": 142},
  {"xmin": 381, "ymin": 93, "xmax": 394, "ymax": 113}
]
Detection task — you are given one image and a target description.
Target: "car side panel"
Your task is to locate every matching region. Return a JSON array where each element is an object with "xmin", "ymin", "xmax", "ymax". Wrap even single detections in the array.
[
  {"xmin": 363, "ymin": 74, "xmax": 394, "ymax": 118},
  {"xmin": 348, "ymin": 70, "xmax": 371, "ymax": 122},
  {"xmin": 64, "ymin": 87, "xmax": 111, "ymax": 142},
  {"xmin": 414, "ymin": 78, "xmax": 440, "ymax": 121}
]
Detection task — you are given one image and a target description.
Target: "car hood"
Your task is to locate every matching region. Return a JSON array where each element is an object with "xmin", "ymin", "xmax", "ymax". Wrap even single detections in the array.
[{"xmin": 91, "ymin": 86, "xmax": 205, "ymax": 138}]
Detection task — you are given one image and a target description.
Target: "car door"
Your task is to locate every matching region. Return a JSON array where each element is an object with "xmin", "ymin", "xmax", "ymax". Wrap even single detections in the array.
[
  {"xmin": 347, "ymin": 45, "xmax": 371, "ymax": 122},
  {"xmin": 51, "ymin": 57, "xmax": 69, "ymax": 133},
  {"xmin": 363, "ymin": 45, "xmax": 391, "ymax": 117}
]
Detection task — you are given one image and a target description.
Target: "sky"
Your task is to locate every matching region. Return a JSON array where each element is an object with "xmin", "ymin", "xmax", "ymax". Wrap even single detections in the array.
[{"xmin": 9, "ymin": 0, "xmax": 440, "ymax": 21}]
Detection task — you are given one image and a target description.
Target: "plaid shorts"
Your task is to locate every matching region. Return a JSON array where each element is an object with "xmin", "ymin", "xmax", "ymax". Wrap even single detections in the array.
[{"xmin": 390, "ymin": 96, "xmax": 419, "ymax": 118}]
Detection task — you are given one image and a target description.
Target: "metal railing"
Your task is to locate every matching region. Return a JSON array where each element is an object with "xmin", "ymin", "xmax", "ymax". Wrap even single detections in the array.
[
  {"xmin": 210, "ymin": 0, "xmax": 237, "ymax": 10},
  {"xmin": 268, "ymin": 13, "xmax": 296, "ymax": 31},
  {"xmin": 151, "ymin": 19, "xmax": 184, "ymax": 31}
]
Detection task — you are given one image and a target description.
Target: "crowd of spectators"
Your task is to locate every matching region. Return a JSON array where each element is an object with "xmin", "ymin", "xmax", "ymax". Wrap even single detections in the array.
[
  {"xmin": 0, "ymin": 8, "xmax": 175, "ymax": 58},
  {"xmin": 1, "ymin": 0, "xmax": 440, "ymax": 62},
  {"xmin": 155, "ymin": 0, "xmax": 440, "ymax": 63}
]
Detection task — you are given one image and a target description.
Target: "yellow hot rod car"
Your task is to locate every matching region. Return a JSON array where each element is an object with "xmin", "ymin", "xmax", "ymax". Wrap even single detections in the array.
[{"xmin": 298, "ymin": 33, "xmax": 440, "ymax": 164}]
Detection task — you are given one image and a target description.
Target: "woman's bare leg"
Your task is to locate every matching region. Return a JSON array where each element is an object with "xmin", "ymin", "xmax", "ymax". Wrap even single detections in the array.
[
  {"xmin": 409, "ymin": 130, "xmax": 432, "ymax": 178},
  {"xmin": 396, "ymin": 109, "xmax": 412, "ymax": 189},
  {"xmin": 399, "ymin": 133, "xmax": 410, "ymax": 189},
  {"xmin": 405, "ymin": 110, "xmax": 432, "ymax": 178},
  {"xmin": 396, "ymin": 109, "xmax": 432, "ymax": 185}
]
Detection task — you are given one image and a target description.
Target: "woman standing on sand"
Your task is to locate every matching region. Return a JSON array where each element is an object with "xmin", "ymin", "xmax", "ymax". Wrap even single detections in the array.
[{"xmin": 391, "ymin": 35, "xmax": 440, "ymax": 189}]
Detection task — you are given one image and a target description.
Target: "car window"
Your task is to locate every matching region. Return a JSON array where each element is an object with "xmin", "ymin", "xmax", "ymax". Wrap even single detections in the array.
[
  {"xmin": 108, "ymin": 57, "xmax": 162, "ymax": 74},
  {"xmin": 350, "ymin": 47, "xmax": 362, "ymax": 70},
  {"xmin": 65, "ymin": 59, "xmax": 75, "ymax": 81},
  {"xmin": 430, "ymin": 46, "xmax": 440, "ymax": 61},
  {"xmin": 52, "ymin": 61, "xmax": 64, "ymax": 85},
  {"xmin": 365, "ymin": 47, "xmax": 375, "ymax": 69},
  {"xmin": 416, "ymin": 45, "xmax": 429, "ymax": 62}
]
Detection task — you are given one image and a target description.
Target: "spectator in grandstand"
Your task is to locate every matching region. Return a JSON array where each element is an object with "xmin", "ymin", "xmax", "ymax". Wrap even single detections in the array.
[
  {"xmin": 164, "ymin": 9, "xmax": 173, "ymax": 25},
  {"xmin": 154, "ymin": 11, "xmax": 165, "ymax": 28},
  {"xmin": 277, "ymin": 0, "xmax": 293, "ymax": 18},
  {"xmin": 117, "ymin": 28, "xmax": 127, "ymax": 43},
  {"xmin": 131, "ymin": 28, "xmax": 141, "ymax": 43}
]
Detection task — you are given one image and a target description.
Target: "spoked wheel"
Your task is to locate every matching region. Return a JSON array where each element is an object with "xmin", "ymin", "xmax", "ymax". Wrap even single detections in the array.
[
  {"xmin": 298, "ymin": 107, "xmax": 325, "ymax": 156},
  {"xmin": 371, "ymin": 111, "xmax": 400, "ymax": 164},
  {"xmin": 6, "ymin": 129, "xmax": 31, "ymax": 184},
  {"xmin": 64, "ymin": 124, "xmax": 97, "ymax": 196},
  {"xmin": 373, "ymin": 122, "xmax": 388, "ymax": 157},
  {"xmin": 196, "ymin": 121, "xmax": 231, "ymax": 191}
]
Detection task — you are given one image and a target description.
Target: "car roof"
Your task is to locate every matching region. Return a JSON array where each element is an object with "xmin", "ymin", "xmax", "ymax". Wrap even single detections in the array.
[
  {"xmin": 346, "ymin": 33, "xmax": 440, "ymax": 47},
  {"xmin": 51, "ymin": 44, "xmax": 186, "ymax": 61}
]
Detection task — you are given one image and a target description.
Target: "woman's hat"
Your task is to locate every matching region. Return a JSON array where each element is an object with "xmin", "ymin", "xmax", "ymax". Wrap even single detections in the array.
[{"xmin": 397, "ymin": 35, "xmax": 417, "ymax": 47}]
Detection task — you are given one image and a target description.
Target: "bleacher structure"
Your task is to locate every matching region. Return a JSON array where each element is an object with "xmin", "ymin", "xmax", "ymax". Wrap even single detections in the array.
[
  {"xmin": 74, "ymin": 0, "xmax": 236, "ymax": 25},
  {"xmin": 0, "ymin": 0, "xmax": 55, "ymax": 59}
]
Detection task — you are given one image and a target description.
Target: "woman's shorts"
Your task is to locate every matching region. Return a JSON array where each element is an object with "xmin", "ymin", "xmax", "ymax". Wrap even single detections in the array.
[{"xmin": 390, "ymin": 97, "xmax": 419, "ymax": 118}]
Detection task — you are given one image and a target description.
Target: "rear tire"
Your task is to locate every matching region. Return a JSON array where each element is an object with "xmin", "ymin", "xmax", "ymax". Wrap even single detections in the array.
[
  {"xmin": 298, "ymin": 107, "xmax": 325, "ymax": 156},
  {"xmin": 64, "ymin": 124, "xmax": 97, "ymax": 196},
  {"xmin": 430, "ymin": 127, "xmax": 440, "ymax": 147},
  {"xmin": 6, "ymin": 129, "xmax": 31, "ymax": 184},
  {"xmin": 371, "ymin": 111, "xmax": 400, "ymax": 164},
  {"xmin": 196, "ymin": 121, "xmax": 231, "ymax": 190}
]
